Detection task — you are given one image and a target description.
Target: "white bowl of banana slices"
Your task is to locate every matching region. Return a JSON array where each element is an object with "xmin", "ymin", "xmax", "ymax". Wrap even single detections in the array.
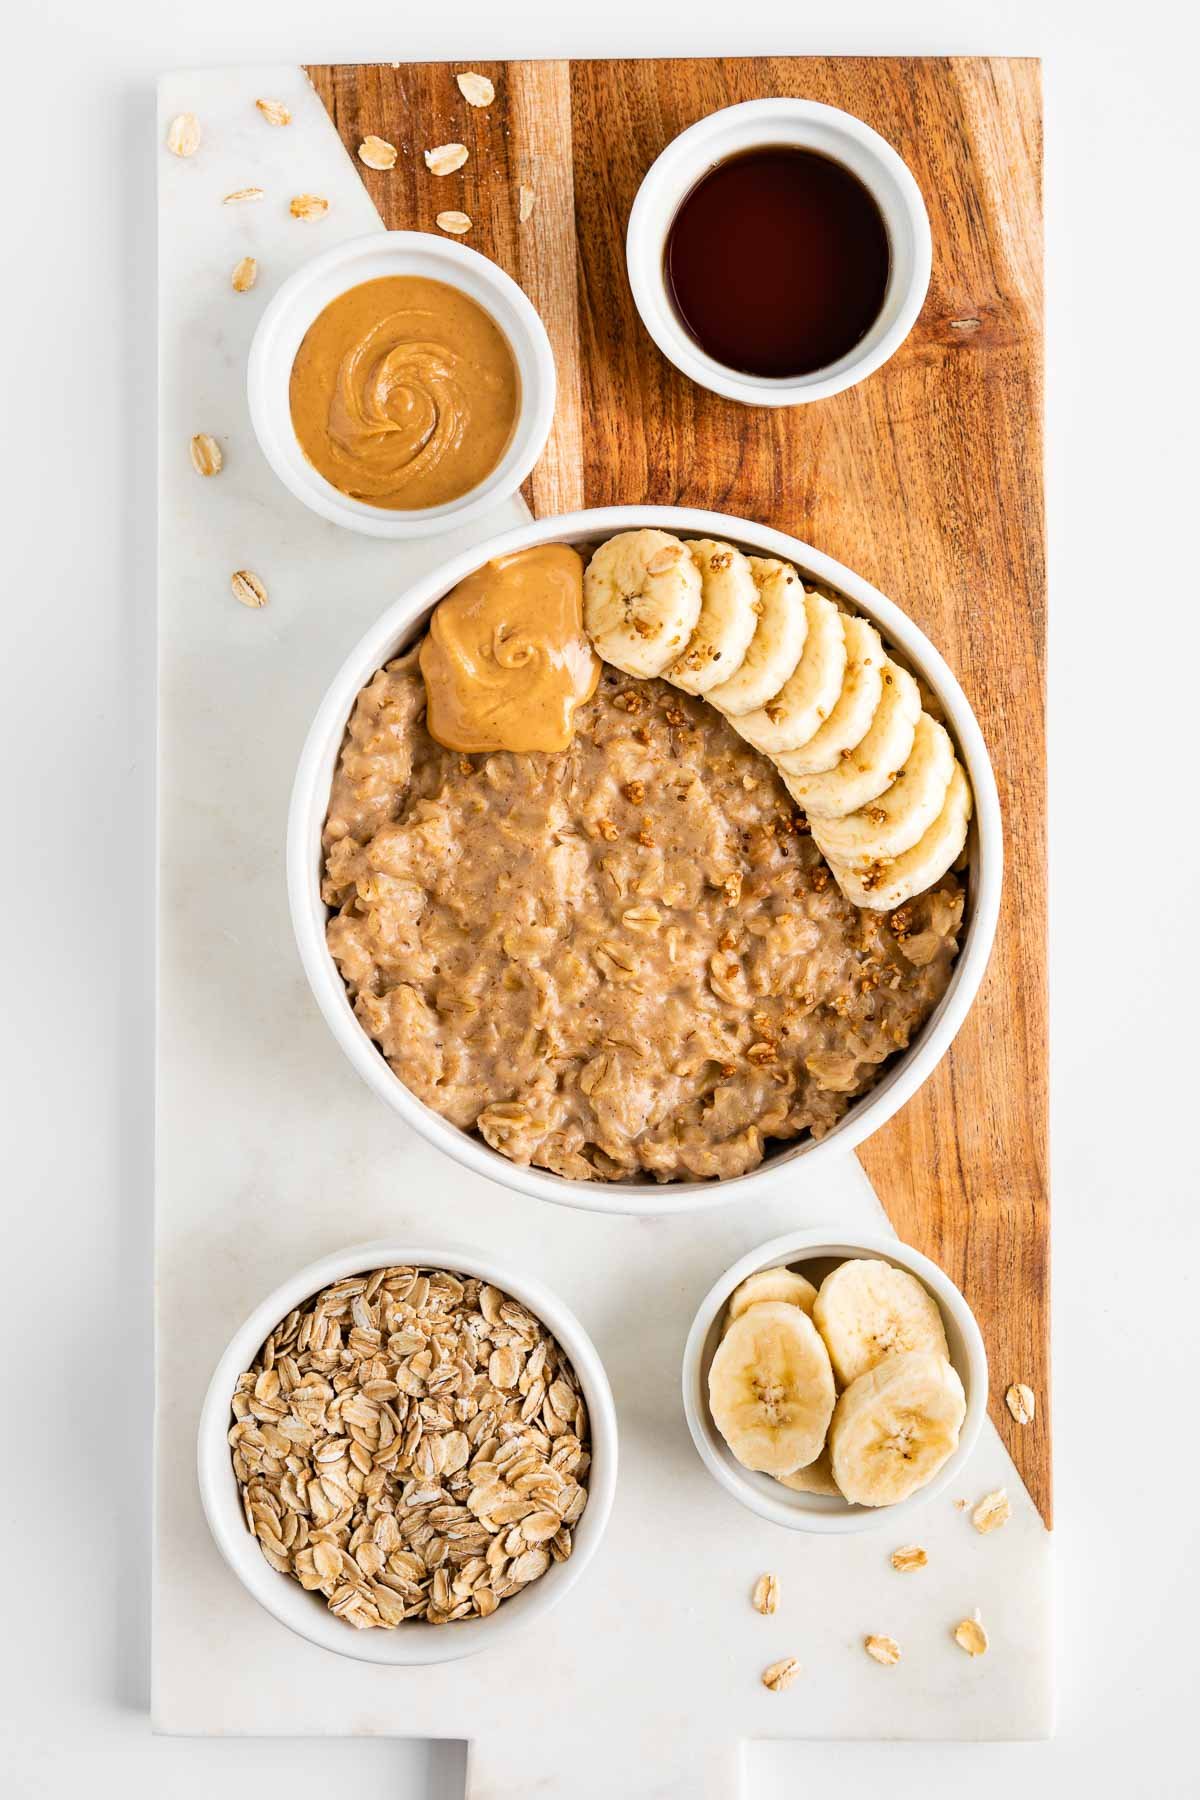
[
  {"xmin": 682, "ymin": 1230, "xmax": 988, "ymax": 1532},
  {"xmin": 290, "ymin": 505, "xmax": 1001, "ymax": 1213}
]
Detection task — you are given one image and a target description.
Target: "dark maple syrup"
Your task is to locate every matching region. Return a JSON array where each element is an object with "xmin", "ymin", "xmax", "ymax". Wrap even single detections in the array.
[{"xmin": 664, "ymin": 146, "xmax": 891, "ymax": 379}]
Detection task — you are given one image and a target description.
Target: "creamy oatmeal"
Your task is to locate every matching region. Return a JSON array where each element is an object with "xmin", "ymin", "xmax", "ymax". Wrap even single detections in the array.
[{"xmin": 321, "ymin": 642, "xmax": 963, "ymax": 1183}]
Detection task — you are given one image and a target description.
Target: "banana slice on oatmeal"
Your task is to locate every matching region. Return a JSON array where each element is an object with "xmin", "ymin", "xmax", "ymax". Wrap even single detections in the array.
[
  {"xmin": 825, "ymin": 761, "xmax": 972, "ymax": 909},
  {"xmin": 667, "ymin": 540, "xmax": 760, "ymax": 695},
  {"xmin": 706, "ymin": 557, "xmax": 808, "ymax": 717},
  {"xmin": 583, "ymin": 529, "xmax": 703, "ymax": 678},
  {"xmin": 783, "ymin": 660, "xmax": 921, "ymax": 820},
  {"xmin": 810, "ymin": 712, "xmax": 955, "ymax": 866},
  {"xmin": 731, "ymin": 592, "xmax": 848, "ymax": 756},
  {"xmin": 775, "ymin": 615, "xmax": 885, "ymax": 778}
]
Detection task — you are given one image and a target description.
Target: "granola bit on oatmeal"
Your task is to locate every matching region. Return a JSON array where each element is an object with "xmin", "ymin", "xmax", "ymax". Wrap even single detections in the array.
[
  {"xmin": 595, "ymin": 819, "xmax": 618, "ymax": 843},
  {"xmin": 623, "ymin": 780, "xmax": 646, "ymax": 804}
]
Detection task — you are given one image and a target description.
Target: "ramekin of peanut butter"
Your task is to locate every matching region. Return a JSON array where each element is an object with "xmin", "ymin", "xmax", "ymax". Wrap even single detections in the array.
[{"xmin": 248, "ymin": 232, "xmax": 556, "ymax": 538}]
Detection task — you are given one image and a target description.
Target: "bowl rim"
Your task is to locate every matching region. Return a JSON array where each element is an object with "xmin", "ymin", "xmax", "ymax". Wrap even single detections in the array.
[
  {"xmin": 246, "ymin": 229, "xmax": 557, "ymax": 540},
  {"xmin": 680, "ymin": 1227, "xmax": 989, "ymax": 1534},
  {"xmin": 626, "ymin": 98, "xmax": 933, "ymax": 406},
  {"xmin": 196, "ymin": 1237, "xmax": 619, "ymax": 1665},
  {"xmin": 287, "ymin": 504, "xmax": 1002, "ymax": 1217}
]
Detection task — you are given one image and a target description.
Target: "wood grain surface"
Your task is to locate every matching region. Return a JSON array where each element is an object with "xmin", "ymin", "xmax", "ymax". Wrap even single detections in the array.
[{"xmin": 306, "ymin": 56, "xmax": 1049, "ymax": 1523}]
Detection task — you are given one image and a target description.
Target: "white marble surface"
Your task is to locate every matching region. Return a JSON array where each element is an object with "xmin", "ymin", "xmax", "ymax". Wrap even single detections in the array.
[
  {"xmin": 151, "ymin": 65, "xmax": 1051, "ymax": 1787},
  {"xmin": 7, "ymin": 3, "xmax": 1200, "ymax": 1799}
]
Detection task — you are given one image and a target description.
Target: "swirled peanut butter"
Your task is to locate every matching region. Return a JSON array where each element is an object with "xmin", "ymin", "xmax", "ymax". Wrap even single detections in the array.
[
  {"xmin": 289, "ymin": 275, "xmax": 519, "ymax": 510},
  {"xmin": 420, "ymin": 545, "xmax": 599, "ymax": 753}
]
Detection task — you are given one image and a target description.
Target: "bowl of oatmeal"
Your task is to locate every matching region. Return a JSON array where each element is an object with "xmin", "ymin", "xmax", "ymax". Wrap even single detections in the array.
[{"xmin": 288, "ymin": 507, "xmax": 1001, "ymax": 1214}]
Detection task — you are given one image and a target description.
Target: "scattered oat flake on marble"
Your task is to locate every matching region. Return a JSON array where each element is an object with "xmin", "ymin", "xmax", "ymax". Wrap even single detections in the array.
[
  {"xmin": 971, "ymin": 1489, "xmax": 1012, "ymax": 1535},
  {"xmin": 1005, "ymin": 1382, "xmax": 1036, "ymax": 1425},
  {"xmin": 890, "ymin": 1545, "xmax": 927, "ymax": 1573},
  {"xmin": 166, "ymin": 113, "xmax": 201, "ymax": 157},
  {"xmin": 190, "ymin": 433, "xmax": 222, "ymax": 477},
  {"xmin": 954, "ymin": 1610, "xmax": 989, "ymax": 1656},
  {"xmin": 436, "ymin": 210, "xmax": 472, "ymax": 235},
  {"xmin": 231, "ymin": 570, "xmax": 268, "ymax": 609},
  {"xmin": 761, "ymin": 1657, "xmax": 799, "ymax": 1692},
  {"xmin": 456, "ymin": 72, "xmax": 495, "ymax": 107},
  {"xmin": 256, "ymin": 98, "xmax": 291, "ymax": 126},
  {"xmin": 752, "ymin": 1572, "xmax": 779, "ymax": 1615},
  {"xmin": 359, "ymin": 135, "xmax": 397, "ymax": 170},
  {"xmin": 864, "ymin": 1634, "xmax": 902, "ymax": 1666},
  {"xmin": 231, "ymin": 256, "xmax": 258, "ymax": 292},
  {"xmin": 519, "ymin": 184, "xmax": 536, "ymax": 223},
  {"xmin": 425, "ymin": 143, "xmax": 469, "ymax": 177},
  {"xmin": 224, "ymin": 186, "xmax": 264, "ymax": 205},
  {"xmin": 290, "ymin": 193, "xmax": 329, "ymax": 219}
]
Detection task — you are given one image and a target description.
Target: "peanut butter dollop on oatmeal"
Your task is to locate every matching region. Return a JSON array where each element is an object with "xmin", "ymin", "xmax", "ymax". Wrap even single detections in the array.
[
  {"xmin": 420, "ymin": 545, "xmax": 600, "ymax": 753},
  {"xmin": 289, "ymin": 275, "xmax": 519, "ymax": 510}
]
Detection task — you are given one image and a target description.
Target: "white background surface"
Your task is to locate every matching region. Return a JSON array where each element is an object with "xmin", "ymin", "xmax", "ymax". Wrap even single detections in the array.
[{"xmin": 3, "ymin": 0, "xmax": 1198, "ymax": 1796}]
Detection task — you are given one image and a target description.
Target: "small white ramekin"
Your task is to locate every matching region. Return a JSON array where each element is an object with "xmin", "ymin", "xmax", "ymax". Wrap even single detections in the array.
[
  {"xmin": 197, "ymin": 1239, "xmax": 618, "ymax": 1664},
  {"xmin": 288, "ymin": 505, "xmax": 1001, "ymax": 1218},
  {"xmin": 682, "ymin": 1228, "xmax": 987, "ymax": 1535},
  {"xmin": 626, "ymin": 99, "xmax": 932, "ymax": 407},
  {"xmin": 247, "ymin": 231, "xmax": 556, "ymax": 538}
]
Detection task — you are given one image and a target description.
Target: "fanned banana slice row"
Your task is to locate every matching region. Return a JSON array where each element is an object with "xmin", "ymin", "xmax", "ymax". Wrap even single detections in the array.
[
  {"xmin": 731, "ymin": 592, "xmax": 848, "ymax": 755},
  {"xmin": 827, "ymin": 762, "xmax": 972, "ymax": 910},
  {"xmin": 580, "ymin": 531, "xmax": 977, "ymax": 912},
  {"xmin": 726, "ymin": 1266, "xmax": 819, "ymax": 1323},
  {"xmin": 775, "ymin": 615, "xmax": 885, "ymax": 777},
  {"xmin": 809, "ymin": 712, "xmax": 955, "ymax": 867},
  {"xmin": 668, "ymin": 540, "xmax": 760, "ymax": 695},
  {"xmin": 783, "ymin": 660, "xmax": 921, "ymax": 821},
  {"xmin": 706, "ymin": 557, "xmax": 808, "ymax": 717},
  {"xmin": 828, "ymin": 1350, "xmax": 966, "ymax": 1507},
  {"xmin": 582, "ymin": 528, "xmax": 703, "ymax": 678},
  {"xmin": 812, "ymin": 1258, "xmax": 951, "ymax": 1388},
  {"xmin": 708, "ymin": 1301, "xmax": 836, "ymax": 1476}
]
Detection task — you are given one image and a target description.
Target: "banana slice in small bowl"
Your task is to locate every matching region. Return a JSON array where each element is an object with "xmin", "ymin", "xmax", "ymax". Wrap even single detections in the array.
[{"xmin": 682, "ymin": 1228, "xmax": 987, "ymax": 1534}]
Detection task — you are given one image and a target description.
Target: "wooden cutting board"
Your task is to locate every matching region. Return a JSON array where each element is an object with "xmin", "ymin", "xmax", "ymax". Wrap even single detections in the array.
[{"xmin": 306, "ymin": 55, "xmax": 1049, "ymax": 1524}]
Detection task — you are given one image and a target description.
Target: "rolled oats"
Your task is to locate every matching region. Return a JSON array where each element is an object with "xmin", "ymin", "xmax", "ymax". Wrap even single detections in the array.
[
  {"xmin": 224, "ymin": 186, "xmax": 264, "ymax": 204},
  {"xmin": 290, "ymin": 193, "xmax": 329, "ymax": 220},
  {"xmin": 456, "ymin": 72, "xmax": 495, "ymax": 107},
  {"xmin": 359, "ymin": 135, "xmax": 398, "ymax": 171},
  {"xmin": 761, "ymin": 1656, "xmax": 799, "ymax": 1692},
  {"xmin": 971, "ymin": 1489, "xmax": 1011, "ymax": 1535},
  {"xmin": 166, "ymin": 113, "xmax": 201, "ymax": 157},
  {"xmin": 890, "ymin": 1544, "xmax": 927, "ymax": 1573},
  {"xmin": 1005, "ymin": 1383, "xmax": 1036, "ymax": 1425},
  {"xmin": 752, "ymin": 1572, "xmax": 779, "ymax": 1615},
  {"xmin": 436, "ymin": 211, "xmax": 472, "ymax": 236},
  {"xmin": 425, "ymin": 143, "xmax": 469, "ymax": 177},
  {"xmin": 228, "ymin": 1266, "xmax": 590, "ymax": 1629},
  {"xmin": 864, "ymin": 1634, "xmax": 901, "ymax": 1665},
  {"xmin": 230, "ymin": 570, "xmax": 268, "ymax": 609},
  {"xmin": 231, "ymin": 256, "xmax": 258, "ymax": 292},
  {"xmin": 190, "ymin": 433, "xmax": 223, "ymax": 477},
  {"xmin": 954, "ymin": 1610, "xmax": 989, "ymax": 1656},
  {"xmin": 256, "ymin": 98, "xmax": 292, "ymax": 126}
]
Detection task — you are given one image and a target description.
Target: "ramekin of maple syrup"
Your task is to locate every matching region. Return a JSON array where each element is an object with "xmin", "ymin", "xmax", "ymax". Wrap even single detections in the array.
[{"xmin": 626, "ymin": 99, "xmax": 931, "ymax": 407}]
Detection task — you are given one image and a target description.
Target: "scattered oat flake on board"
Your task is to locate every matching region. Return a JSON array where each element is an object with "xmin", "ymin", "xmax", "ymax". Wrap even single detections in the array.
[
  {"xmin": 954, "ymin": 1611, "xmax": 989, "ymax": 1656},
  {"xmin": 761, "ymin": 1657, "xmax": 800, "ymax": 1692},
  {"xmin": 166, "ymin": 113, "xmax": 201, "ymax": 157},
  {"xmin": 190, "ymin": 434, "xmax": 222, "ymax": 477},
  {"xmin": 519, "ymin": 184, "xmax": 536, "ymax": 223},
  {"xmin": 256, "ymin": 98, "xmax": 291, "ymax": 126},
  {"xmin": 864, "ymin": 1634, "xmax": 901, "ymax": 1666},
  {"xmin": 890, "ymin": 1545, "xmax": 927, "ymax": 1573},
  {"xmin": 231, "ymin": 256, "xmax": 257, "ymax": 292},
  {"xmin": 224, "ymin": 187, "xmax": 264, "ymax": 205},
  {"xmin": 290, "ymin": 193, "xmax": 329, "ymax": 219},
  {"xmin": 436, "ymin": 211, "xmax": 472, "ymax": 235},
  {"xmin": 971, "ymin": 1489, "xmax": 1012, "ymax": 1535},
  {"xmin": 953, "ymin": 1497, "xmax": 969, "ymax": 1511},
  {"xmin": 1005, "ymin": 1382, "xmax": 1036, "ymax": 1424},
  {"xmin": 752, "ymin": 1572, "xmax": 779, "ymax": 1615},
  {"xmin": 359, "ymin": 135, "xmax": 397, "ymax": 171},
  {"xmin": 456, "ymin": 71, "xmax": 495, "ymax": 107},
  {"xmin": 231, "ymin": 570, "xmax": 268, "ymax": 609},
  {"xmin": 425, "ymin": 143, "xmax": 469, "ymax": 177}
]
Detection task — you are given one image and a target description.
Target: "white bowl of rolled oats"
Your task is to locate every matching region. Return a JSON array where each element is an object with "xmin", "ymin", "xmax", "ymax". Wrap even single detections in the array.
[
  {"xmin": 197, "ymin": 1241, "xmax": 617, "ymax": 1663},
  {"xmin": 289, "ymin": 505, "xmax": 1002, "ymax": 1213}
]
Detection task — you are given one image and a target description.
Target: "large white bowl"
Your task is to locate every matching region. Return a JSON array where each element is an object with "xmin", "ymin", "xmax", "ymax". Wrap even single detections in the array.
[
  {"xmin": 197, "ymin": 1239, "xmax": 618, "ymax": 1665},
  {"xmin": 288, "ymin": 506, "xmax": 1002, "ymax": 1217},
  {"xmin": 681, "ymin": 1228, "xmax": 988, "ymax": 1534}
]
